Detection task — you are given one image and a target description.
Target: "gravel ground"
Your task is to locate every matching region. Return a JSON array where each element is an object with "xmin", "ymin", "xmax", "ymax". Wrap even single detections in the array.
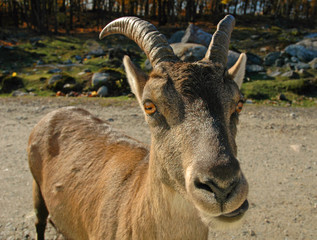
[{"xmin": 0, "ymin": 97, "xmax": 316, "ymax": 240}]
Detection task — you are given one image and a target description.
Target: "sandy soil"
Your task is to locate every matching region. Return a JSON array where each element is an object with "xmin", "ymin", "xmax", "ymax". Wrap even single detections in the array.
[{"xmin": 0, "ymin": 97, "xmax": 316, "ymax": 240}]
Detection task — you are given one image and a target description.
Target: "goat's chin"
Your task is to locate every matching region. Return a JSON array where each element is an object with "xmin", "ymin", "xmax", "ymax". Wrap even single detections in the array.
[{"xmin": 198, "ymin": 210, "xmax": 247, "ymax": 230}]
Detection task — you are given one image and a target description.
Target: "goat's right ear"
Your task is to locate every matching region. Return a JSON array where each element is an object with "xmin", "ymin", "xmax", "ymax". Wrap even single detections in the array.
[{"xmin": 123, "ymin": 55, "xmax": 148, "ymax": 106}]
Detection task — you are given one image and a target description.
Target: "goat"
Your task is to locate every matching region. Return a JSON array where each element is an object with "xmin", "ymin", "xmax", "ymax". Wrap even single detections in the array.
[{"xmin": 28, "ymin": 15, "xmax": 249, "ymax": 240}]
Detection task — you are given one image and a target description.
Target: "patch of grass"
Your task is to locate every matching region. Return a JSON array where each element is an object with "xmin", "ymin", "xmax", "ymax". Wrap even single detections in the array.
[{"xmin": 241, "ymin": 78, "xmax": 317, "ymax": 106}]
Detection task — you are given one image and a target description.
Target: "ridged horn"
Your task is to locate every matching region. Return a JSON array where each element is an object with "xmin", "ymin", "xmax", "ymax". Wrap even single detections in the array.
[
  {"xmin": 99, "ymin": 17, "xmax": 179, "ymax": 66},
  {"xmin": 204, "ymin": 15, "xmax": 235, "ymax": 66}
]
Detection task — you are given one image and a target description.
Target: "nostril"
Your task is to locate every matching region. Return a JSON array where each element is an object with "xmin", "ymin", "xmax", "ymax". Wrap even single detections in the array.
[
  {"xmin": 194, "ymin": 179, "xmax": 214, "ymax": 193},
  {"xmin": 194, "ymin": 177, "xmax": 239, "ymax": 203}
]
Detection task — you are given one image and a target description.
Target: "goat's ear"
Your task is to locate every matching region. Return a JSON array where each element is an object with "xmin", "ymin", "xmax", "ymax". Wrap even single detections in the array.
[
  {"xmin": 228, "ymin": 53, "xmax": 247, "ymax": 89},
  {"xmin": 123, "ymin": 55, "xmax": 148, "ymax": 105}
]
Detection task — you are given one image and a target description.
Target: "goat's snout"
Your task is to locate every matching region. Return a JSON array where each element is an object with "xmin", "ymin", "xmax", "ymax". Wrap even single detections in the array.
[{"xmin": 186, "ymin": 154, "xmax": 248, "ymax": 218}]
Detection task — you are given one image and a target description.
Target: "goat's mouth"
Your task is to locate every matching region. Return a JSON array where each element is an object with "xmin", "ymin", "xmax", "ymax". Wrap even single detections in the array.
[{"xmin": 220, "ymin": 199, "xmax": 249, "ymax": 218}]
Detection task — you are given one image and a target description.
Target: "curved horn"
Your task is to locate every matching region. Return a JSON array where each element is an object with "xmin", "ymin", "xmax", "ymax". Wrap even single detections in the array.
[
  {"xmin": 204, "ymin": 15, "xmax": 235, "ymax": 66},
  {"xmin": 99, "ymin": 17, "xmax": 179, "ymax": 66}
]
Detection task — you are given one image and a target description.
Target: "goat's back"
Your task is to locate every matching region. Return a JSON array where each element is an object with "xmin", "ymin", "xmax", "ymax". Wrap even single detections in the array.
[{"xmin": 28, "ymin": 107, "xmax": 149, "ymax": 239}]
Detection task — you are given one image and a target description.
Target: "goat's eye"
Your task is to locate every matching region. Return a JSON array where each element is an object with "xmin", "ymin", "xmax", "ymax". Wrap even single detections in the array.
[
  {"xmin": 144, "ymin": 101, "xmax": 157, "ymax": 115},
  {"xmin": 236, "ymin": 101, "xmax": 243, "ymax": 113}
]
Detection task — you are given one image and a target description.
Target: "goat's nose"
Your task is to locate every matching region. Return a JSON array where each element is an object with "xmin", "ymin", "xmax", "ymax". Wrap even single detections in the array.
[{"xmin": 194, "ymin": 177, "xmax": 238, "ymax": 203}]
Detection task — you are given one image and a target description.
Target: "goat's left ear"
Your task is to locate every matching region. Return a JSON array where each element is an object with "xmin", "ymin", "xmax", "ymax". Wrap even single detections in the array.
[
  {"xmin": 228, "ymin": 53, "xmax": 247, "ymax": 89},
  {"xmin": 123, "ymin": 55, "xmax": 148, "ymax": 106}
]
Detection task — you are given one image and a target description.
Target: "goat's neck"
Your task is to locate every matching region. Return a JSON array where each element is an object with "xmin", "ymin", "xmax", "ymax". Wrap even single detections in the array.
[{"xmin": 131, "ymin": 143, "xmax": 208, "ymax": 239}]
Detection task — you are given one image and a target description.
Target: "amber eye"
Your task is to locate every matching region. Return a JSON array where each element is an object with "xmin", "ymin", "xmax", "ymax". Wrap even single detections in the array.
[
  {"xmin": 144, "ymin": 101, "xmax": 157, "ymax": 115},
  {"xmin": 236, "ymin": 101, "xmax": 243, "ymax": 113}
]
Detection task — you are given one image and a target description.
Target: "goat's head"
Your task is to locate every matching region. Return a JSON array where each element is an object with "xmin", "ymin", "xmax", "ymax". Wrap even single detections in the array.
[{"xmin": 100, "ymin": 16, "xmax": 248, "ymax": 228}]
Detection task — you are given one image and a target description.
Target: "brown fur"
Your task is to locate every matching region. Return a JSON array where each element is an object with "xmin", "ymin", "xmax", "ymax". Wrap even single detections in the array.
[
  {"xmin": 28, "ymin": 107, "xmax": 208, "ymax": 239},
  {"xmin": 28, "ymin": 51, "xmax": 248, "ymax": 240}
]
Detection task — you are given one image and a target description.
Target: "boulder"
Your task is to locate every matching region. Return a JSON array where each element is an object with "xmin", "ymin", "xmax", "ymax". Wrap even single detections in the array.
[
  {"xmin": 281, "ymin": 70, "xmax": 299, "ymax": 79},
  {"xmin": 246, "ymin": 65, "xmax": 265, "ymax": 73},
  {"xmin": 264, "ymin": 52, "xmax": 281, "ymax": 66},
  {"xmin": 297, "ymin": 69, "xmax": 313, "ymax": 78},
  {"xmin": 85, "ymin": 40, "xmax": 105, "ymax": 56},
  {"xmin": 296, "ymin": 37, "xmax": 317, "ymax": 51},
  {"xmin": 246, "ymin": 52, "xmax": 263, "ymax": 66},
  {"xmin": 63, "ymin": 83, "xmax": 82, "ymax": 93},
  {"xmin": 304, "ymin": 33, "xmax": 317, "ymax": 39},
  {"xmin": 294, "ymin": 62, "xmax": 310, "ymax": 70},
  {"xmin": 227, "ymin": 51, "xmax": 240, "ymax": 68},
  {"xmin": 309, "ymin": 58, "xmax": 317, "ymax": 69},
  {"xmin": 108, "ymin": 47, "xmax": 126, "ymax": 60},
  {"xmin": 171, "ymin": 43, "xmax": 207, "ymax": 62},
  {"xmin": 97, "ymin": 86, "xmax": 109, "ymax": 97},
  {"xmin": 171, "ymin": 42, "xmax": 240, "ymax": 69},
  {"xmin": 47, "ymin": 68, "xmax": 62, "ymax": 74},
  {"xmin": 47, "ymin": 74, "xmax": 76, "ymax": 92},
  {"xmin": 284, "ymin": 44, "xmax": 317, "ymax": 62},
  {"xmin": 11, "ymin": 90, "xmax": 28, "ymax": 97},
  {"xmin": 63, "ymin": 59, "xmax": 72, "ymax": 65},
  {"xmin": 275, "ymin": 58, "xmax": 284, "ymax": 67},
  {"xmin": 181, "ymin": 24, "xmax": 212, "ymax": 47},
  {"xmin": 0, "ymin": 76, "xmax": 24, "ymax": 93},
  {"xmin": 92, "ymin": 68, "xmax": 128, "ymax": 95},
  {"xmin": 267, "ymin": 70, "xmax": 282, "ymax": 77},
  {"xmin": 168, "ymin": 30, "xmax": 185, "ymax": 44},
  {"xmin": 92, "ymin": 72, "xmax": 110, "ymax": 88}
]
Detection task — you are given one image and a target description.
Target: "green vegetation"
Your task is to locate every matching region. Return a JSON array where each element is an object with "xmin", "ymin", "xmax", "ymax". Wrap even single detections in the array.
[{"xmin": 0, "ymin": 23, "xmax": 316, "ymax": 107}]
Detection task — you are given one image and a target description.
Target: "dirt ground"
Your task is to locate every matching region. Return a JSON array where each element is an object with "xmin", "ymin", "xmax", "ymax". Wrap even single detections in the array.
[{"xmin": 0, "ymin": 97, "xmax": 316, "ymax": 240}]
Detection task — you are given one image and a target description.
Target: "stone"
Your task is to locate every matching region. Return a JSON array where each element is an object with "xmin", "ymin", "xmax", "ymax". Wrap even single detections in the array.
[
  {"xmin": 63, "ymin": 83, "xmax": 80, "ymax": 92},
  {"xmin": 275, "ymin": 58, "xmax": 284, "ymax": 67},
  {"xmin": 47, "ymin": 68, "xmax": 62, "ymax": 74},
  {"xmin": 75, "ymin": 55, "xmax": 82, "ymax": 61},
  {"xmin": 97, "ymin": 85, "xmax": 109, "ymax": 97},
  {"xmin": 267, "ymin": 70, "xmax": 282, "ymax": 77},
  {"xmin": 144, "ymin": 59, "xmax": 152, "ymax": 71},
  {"xmin": 86, "ymin": 40, "xmax": 105, "ymax": 56},
  {"xmin": 251, "ymin": 35, "xmax": 260, "ymax": 40},
  {"xmin": 48, "ymin": 74, "xmax": 63, "ymax": 85},
  {"xmin": 63, "ymin": 59, "xmax": 72, "ymax": 65},
  {"xmin": 294, "ymin": 62, "xmax": 310, "ymax": 70},
  {"xmin": 171, "ymin": 43, "xmax": 207, "ymax": 62},
  {"xmin": 284, "ymin": 44, "xmax": 317, "ymax": 62},
  {"xmin": 0, "ymin": 76, "xmax": 24, "ymax": 93},
  {"xmin": 304, "ymin": 33, "xmax": 317, "ymax": 38},
  {"xmin": 11, "ymin": 90, "xmax": 28, "ymax": 97},
  {"xmin": 36, "ymin": 60, "xmax": 44, "ymax": 65},
  {"xmin": 181, "ymin": 24, "xmax": 212, "ymax": 47},
  {"xmin": 47, "ymin": 74, "xmax": 76, "ymax": 92},
  {"xmin": 281, "ymin": 70, "xmax": 299, "ymax": 79},
  {"xmin": 108, "ymin": 47, "xmax": 126, "ymax": 60},
  {"xmin": 291, "ymin": 56, "xmax": 299, "ymax": 63},
  {"xmin": 246, "ymin": 52, "xmax": 263, "ymax": 65},
  {"xmin": 227, "ymin": 50, "xmax": 240, "ymax": 68},
  {"xmin": 246, "ymin": 64, "xmax": 265, "ymax": 73},
  {"xmin": 309, "ymin": 58, "xmax": 317, "ymax": 69},
  {"xmin": 92, "ymin": 72, "xmax": 110, "ymax": 88},
  {"xmin": 264, "ymin": 52, "xmax": 281, "ymax": 66},
  {"xmin": 168, "ymin": 30, "xmax": 185, "ymax": 44},
  {"xmin": 296, "ymin": 37, "xmax": 317, "ymax": 51},
  {"xmin": 278, "ymin": 93, "xmax": 288, "ymax": 101},
  {"xmin": 297, "ymin": 69, "xmax": 313, "ymax": 78}
]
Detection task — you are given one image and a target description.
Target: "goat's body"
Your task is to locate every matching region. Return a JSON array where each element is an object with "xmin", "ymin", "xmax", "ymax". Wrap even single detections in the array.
[
  {"xmin": 28, "ymin": 107, "xmax": 207, "ymax": 239},
  {"xmin": 28, "ymin": 16, "xmax": 250, "ymax": 239}
]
